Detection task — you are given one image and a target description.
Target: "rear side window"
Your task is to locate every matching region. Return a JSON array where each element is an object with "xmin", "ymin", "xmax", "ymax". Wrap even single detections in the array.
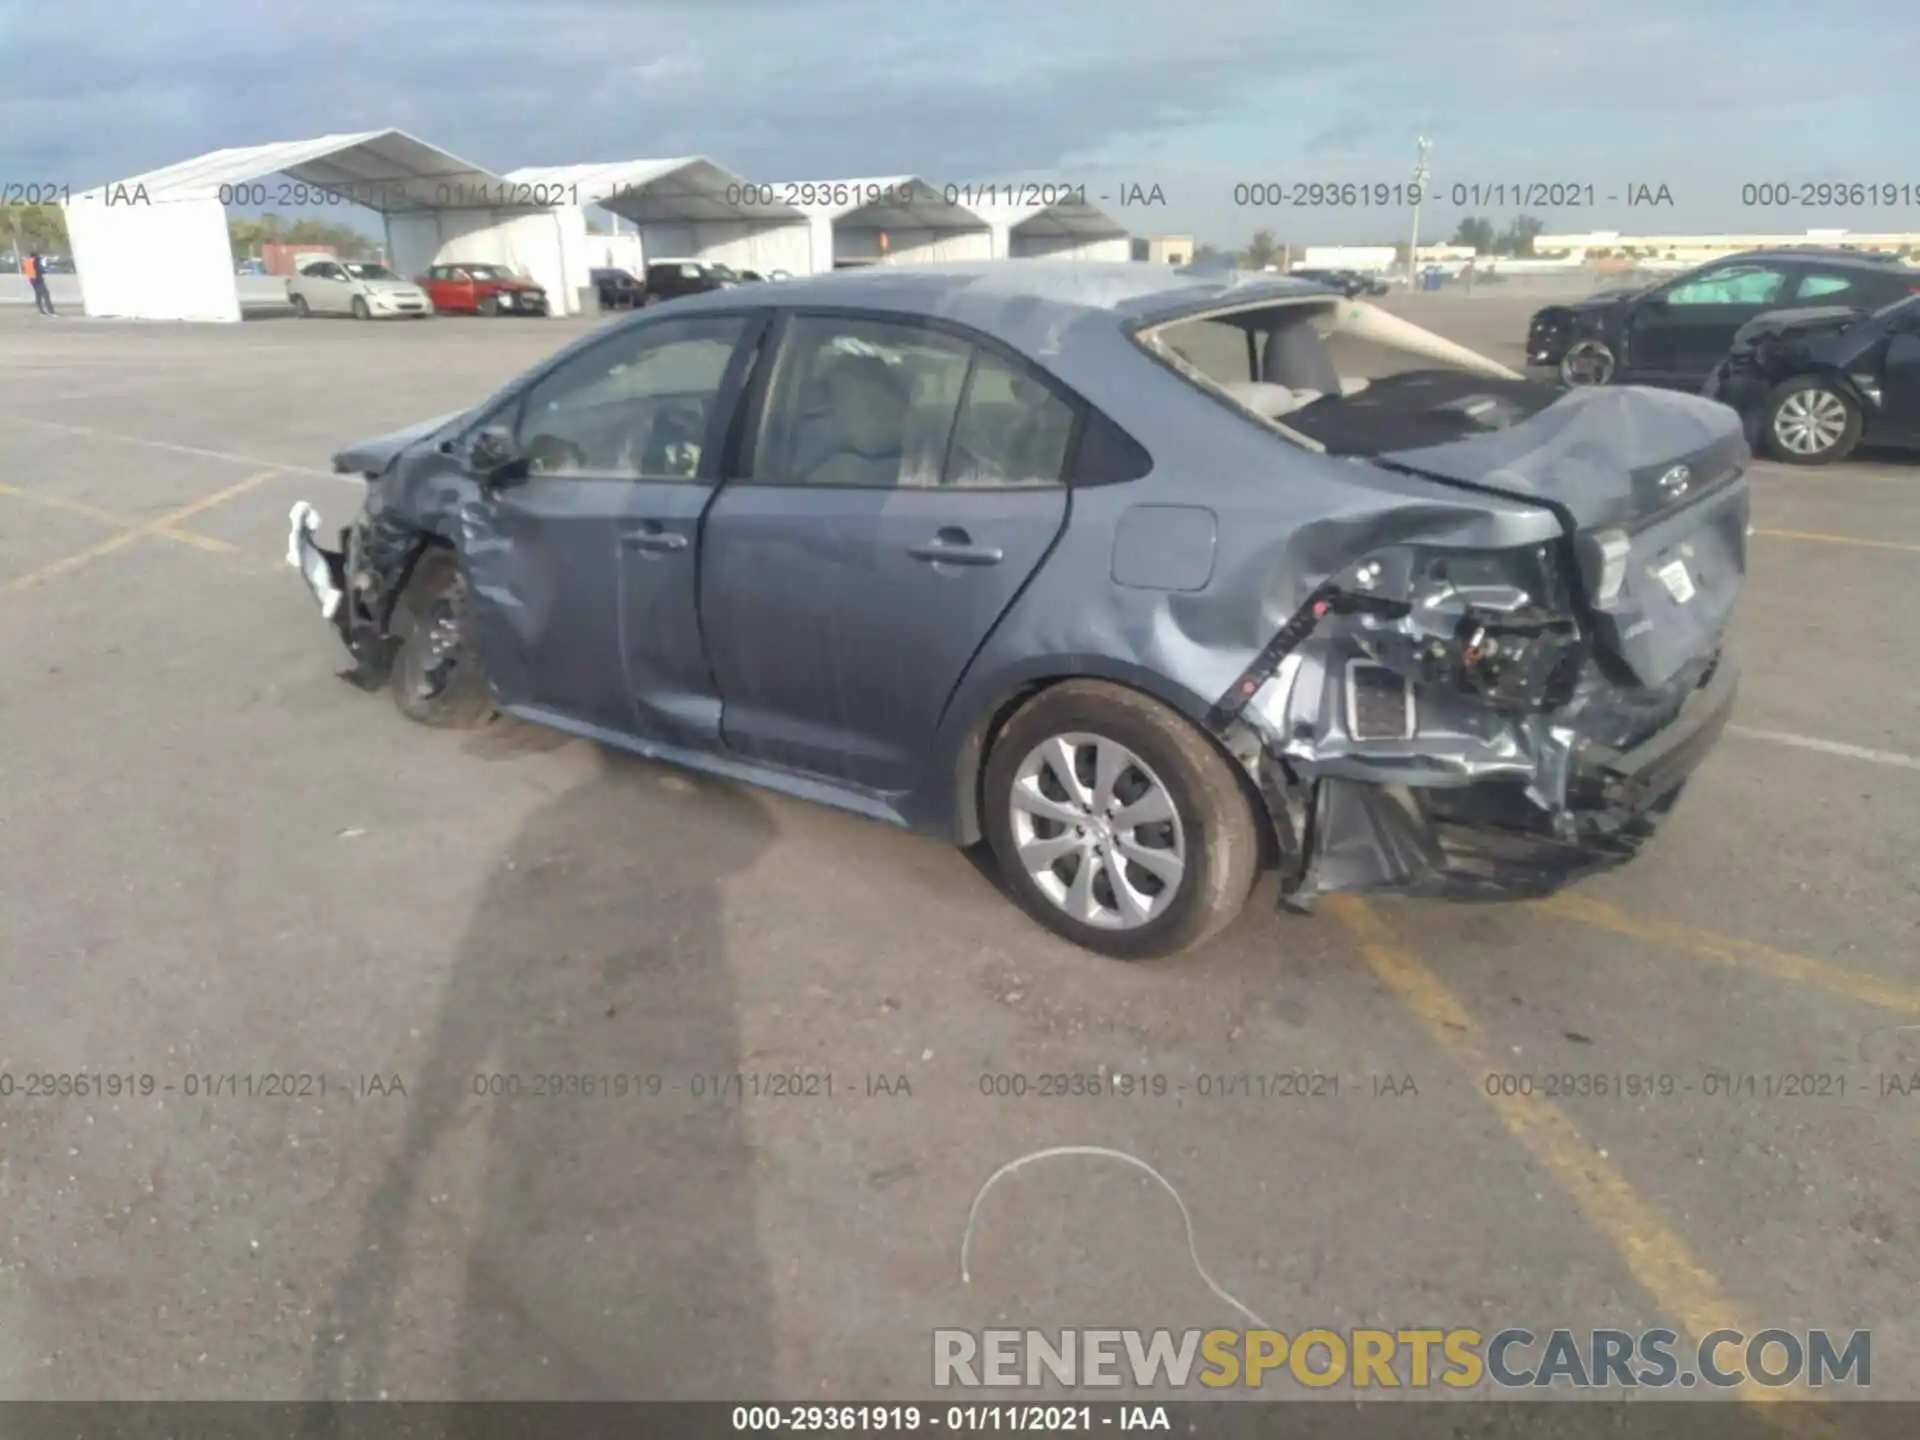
[
  {"xmin": 752, "ymin": 316, "xmax": 973, "ymax": 487},
  {"xmin": 1794, "ymin": 272, "xmax": 1867, "ymax": 304},
  {"xmin": 945, "ymin": 351, "xmax": 1077, "ymax": 488}
]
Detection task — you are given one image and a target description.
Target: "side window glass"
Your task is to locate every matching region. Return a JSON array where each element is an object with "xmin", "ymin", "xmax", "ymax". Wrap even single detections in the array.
[
  {"xmin": 514, "ymin": 317, "xmax": 746, "ymax": 480},
  {"xmin": 1665, "ymin": 266, "xmax": 1786, "ymax": 306},
  {"xmin": 945, "ymin": 351, "xmax": 1076, "ymax": 488},
  {"xmin": 1795, "ymin": 273, "xmax": 1858, "ymax": 302},
  {"xmin": 753, "ymin": 316, "xmax": 972, "ymax": 487}
]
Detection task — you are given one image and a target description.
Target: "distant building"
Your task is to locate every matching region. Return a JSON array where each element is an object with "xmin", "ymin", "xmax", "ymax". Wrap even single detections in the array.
[
  {"xmin": 1131, "ymin": 234, "xmax": 1194, "ymax": 265},
  {"xmin": 1534, "ymin": 229, "xmax": 1920, "ymax": 265}
]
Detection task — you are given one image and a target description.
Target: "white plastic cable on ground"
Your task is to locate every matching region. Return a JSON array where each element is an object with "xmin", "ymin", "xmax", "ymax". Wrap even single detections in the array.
[{"xmin": 959, "ymin": 1145, "xmax": 1272, "ymax": 1330}]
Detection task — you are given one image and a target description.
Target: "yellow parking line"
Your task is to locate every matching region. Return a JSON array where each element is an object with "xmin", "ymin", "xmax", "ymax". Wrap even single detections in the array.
[
  {"xmin": 1326, "ymin": 896, "xmax": 1825, "ymax": 1421},
  {"xmin": 1753, "ymin": 528, "xmax": 1920, "ymax": 555},
  {"xmin": 0, "ymin": 531, "xmax": 143, "ymax": 597},
  {"xmin": 1534, "ymin": 892, "xmax": 1920, "ymax": 1016},
  {"xmin": 0, "ymin": 469, "xmax": 275, "ymax": 599},
  {"xmin": 158, "ymin": 468, "xmax": 279, "ymax": 524},
  {"xmin": 0, "ymin": 480, "xmax": 137, "ymax": 528}
]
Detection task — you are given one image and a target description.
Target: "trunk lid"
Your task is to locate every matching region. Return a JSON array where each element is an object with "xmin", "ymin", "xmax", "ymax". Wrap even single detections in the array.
[{"xmin": 1376, "ymin": 386, "xmax": 1749, "ymax": 688}]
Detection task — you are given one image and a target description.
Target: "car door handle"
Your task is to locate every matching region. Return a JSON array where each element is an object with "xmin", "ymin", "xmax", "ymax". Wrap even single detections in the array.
[
  {"xmin": 622, "ymin": 527, "xmax": 688, "ymax": 554},
  {"xmin": 908, "ymin": 532, "xmax": 1003, "ymax": 567}
]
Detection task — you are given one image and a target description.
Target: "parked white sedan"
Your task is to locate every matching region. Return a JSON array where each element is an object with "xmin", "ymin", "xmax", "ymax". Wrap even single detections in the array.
[{"xmin": 287, "ymin": 260, "xmax": 434, "ymax": 319}]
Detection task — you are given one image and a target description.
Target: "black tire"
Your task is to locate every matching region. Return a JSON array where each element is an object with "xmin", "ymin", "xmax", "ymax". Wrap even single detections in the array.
[
  {"xmin": 388, "ymin": 550, "xmax": 496, "ymax": 729},
  {"xmin": 983, "ymin": 681, "xmax": 1261, "ymax": 960},
  {"xmin": 1760, "ymin": 376, "xmax": 1861, "ymax": 465},
  {"xmin": 479, "ymin": 295, "xmax": 500, "ymax": 317},
  {"xmin": 351, "ymin": 295, "xmax": 371, "ymax": 320},
  {"xmin": 290, "ymin": 294, "xmax": 310, "ymax": 318},
  {"xmin": 1558, "ymin": 338, "xmax": 1615, "ymax": 387}
]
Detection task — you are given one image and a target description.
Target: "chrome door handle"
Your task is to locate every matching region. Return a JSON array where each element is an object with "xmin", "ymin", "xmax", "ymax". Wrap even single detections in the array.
[
  {"xmin": 908, "ymin": 539, "xmax": 1003, "ymax": 566},
  {"xmin": 622, "ymin": 528, "xmax": 688, "ymax": 553}
]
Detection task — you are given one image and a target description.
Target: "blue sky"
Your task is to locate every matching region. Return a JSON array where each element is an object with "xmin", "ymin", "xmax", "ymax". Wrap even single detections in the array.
[{"xmin": 3, "ymin": 0, "xmax": 1917, "ymax": 246}]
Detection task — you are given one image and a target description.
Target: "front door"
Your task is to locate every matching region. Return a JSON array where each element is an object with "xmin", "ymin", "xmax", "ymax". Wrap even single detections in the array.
[
  {"xmin": 461, "ymin": 312, "xmax": 758, "ymax": 743},
  {"xmin": 699, "ymin": 312, "xmax": 1075, "ymax": 795},
  {"xmin": 1625, "ymin": 261, "xmax": 1793, "ymax": 386}
]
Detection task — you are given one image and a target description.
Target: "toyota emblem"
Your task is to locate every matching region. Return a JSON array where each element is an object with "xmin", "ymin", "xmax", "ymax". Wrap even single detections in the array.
[{"xmin": 1658, "ymin": 465, "xmax": 1691, "ymax": 499}]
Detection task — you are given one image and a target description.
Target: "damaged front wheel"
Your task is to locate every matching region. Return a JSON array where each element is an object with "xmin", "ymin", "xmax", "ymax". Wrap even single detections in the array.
[{"xmin": 390, "ymin": 550, "xmax": 495, "ymax": 729}]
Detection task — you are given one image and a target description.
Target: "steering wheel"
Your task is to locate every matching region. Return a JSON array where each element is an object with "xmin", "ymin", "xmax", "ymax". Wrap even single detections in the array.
[{"xmin": 523, "ymin": 434, "xmax": 586, "ymax": 475}]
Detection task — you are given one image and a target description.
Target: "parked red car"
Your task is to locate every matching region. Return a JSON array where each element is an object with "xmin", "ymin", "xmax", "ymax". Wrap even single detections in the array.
[{"xmin": 416, "ymin": 262, "xmax": 550, "ymax": 316}]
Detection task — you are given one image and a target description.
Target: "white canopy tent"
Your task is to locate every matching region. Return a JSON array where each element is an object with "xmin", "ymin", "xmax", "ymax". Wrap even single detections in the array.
[
  {"xmin": 777, "ymin": 177, "xmax": 993, "ymax": 271},
  {"xmin": 970, "ymin": 198, "xmax": 1132, "ymax": 261},
  {"xmin": 63, "ymin": 129, "xmax": 550, "ymax": 323},
  {"xmin": 502, "ymin": 158, "xmax": 811, "ymax": 312}
]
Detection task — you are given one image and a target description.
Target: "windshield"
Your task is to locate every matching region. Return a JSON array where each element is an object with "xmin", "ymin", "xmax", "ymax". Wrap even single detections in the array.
[
  {"xmin": 1138, "ymin": 297, "xmax": 1544, "ymax": 454},
  {"xmin": 705, "ymin": 264, "xmax": 739, "ymax": 281},
  {"xmin": 345, "ymin": 263, "xmax": 399, "ymax": 282},
  {"xmin": 462, "ymin": 265, "xmax": 513, "ymax": 280}
]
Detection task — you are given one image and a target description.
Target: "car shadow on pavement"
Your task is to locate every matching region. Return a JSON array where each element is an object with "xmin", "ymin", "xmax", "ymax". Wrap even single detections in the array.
[{"xmin": 307, "ymin": 749, "xmax": 779, "ymax": 1402}]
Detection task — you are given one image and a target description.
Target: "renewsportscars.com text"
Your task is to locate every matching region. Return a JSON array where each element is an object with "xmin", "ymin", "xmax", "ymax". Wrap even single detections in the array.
[{"xmin": 933, "ymin": 1327, "xmax": 1871, "ymax": 1391}]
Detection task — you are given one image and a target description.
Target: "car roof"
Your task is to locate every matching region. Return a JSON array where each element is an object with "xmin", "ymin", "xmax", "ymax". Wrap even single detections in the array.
[
  {"xmin": 631, "ymin": 261, "xmax": 1336, "ymax": 401},
  {"xmin": 663, "ymin": 260, "xmax": 1327, "ymax": 325},
  {"xmin": 1716, "ymin": 247, "xmax": 1908, "ymax": 268}
]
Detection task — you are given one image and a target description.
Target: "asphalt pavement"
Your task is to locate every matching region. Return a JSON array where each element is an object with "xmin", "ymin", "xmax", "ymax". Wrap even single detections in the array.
[{"xmin": 0, "ymin": 294, "xmax": 1914, "ymax": 1405}]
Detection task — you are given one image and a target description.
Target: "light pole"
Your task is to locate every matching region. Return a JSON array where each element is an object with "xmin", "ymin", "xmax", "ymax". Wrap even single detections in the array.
[{"xmin": 1407, "ymin": 137, "xmax": 1432, "ymax": 288}]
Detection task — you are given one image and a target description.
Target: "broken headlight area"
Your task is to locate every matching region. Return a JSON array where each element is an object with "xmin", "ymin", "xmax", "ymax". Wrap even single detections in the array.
[
  {"xmin": 294, "ymin": 506, "xmax": 422, "ymax": 687},
  {"xmin": 1210, "ymin": 541, "xmax": 1736, "ymax": 905}
]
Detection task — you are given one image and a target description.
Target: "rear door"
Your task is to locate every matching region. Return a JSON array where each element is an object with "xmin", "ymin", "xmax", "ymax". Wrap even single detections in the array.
[
  {"xmin": 1877, "ymin": 304, "xmax": 1920, "ymax": 441},
  {"xmin": 1626, "ymin": 261, "xmax": 1793, "ymax": 386},
  {"xmin": 698, "ymin": 311, "xmax": 1075, "ymax": 794},
  {"xmin": 461, "ymin": 311, "xmax": 759, "ymax": 744}
]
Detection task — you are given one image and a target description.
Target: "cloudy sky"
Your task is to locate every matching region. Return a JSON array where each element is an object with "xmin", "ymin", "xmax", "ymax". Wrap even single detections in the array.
[{"xmin": 3, "ymin": 0, "xmax": 1917, "ymax": 245}]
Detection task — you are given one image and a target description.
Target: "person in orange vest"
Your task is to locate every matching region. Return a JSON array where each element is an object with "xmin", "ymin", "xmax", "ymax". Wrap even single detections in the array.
[{"xmin": 25, "ymin": 250, "xmax": 56, "ymax": 314}]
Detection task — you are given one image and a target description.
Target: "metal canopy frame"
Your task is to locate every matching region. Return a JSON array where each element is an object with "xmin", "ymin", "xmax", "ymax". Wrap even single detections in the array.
[
  {"xmin": 506, "ymin": 158, "xmax": 808, "ymax": 226},
  {"xmin": 75, "ymin": 129, "xmax": 525, "ymax": 214}
]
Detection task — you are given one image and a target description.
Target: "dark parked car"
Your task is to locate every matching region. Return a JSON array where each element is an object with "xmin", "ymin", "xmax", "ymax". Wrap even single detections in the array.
[
  {"xmin": 1290, "ymin": 267, "xmax": 1387, "ymax": 298},
  {"xmin": 288, "ymin": 264, "xmax": 1744, "ymax": 959},
  {"xmin": 1527, "ymin": 249, "xmax": 1918, "ymax": 390},
  {"xmin": 590, "ymin": 267, "xmax": 645, "ymax": 310},
  {"xmin": 642, "ymin": 258, "xmax": 736, "ymax": 305},
  {"xmin": 1704, "ymin": 293, "xmax": 1920, "ymax": 464}
]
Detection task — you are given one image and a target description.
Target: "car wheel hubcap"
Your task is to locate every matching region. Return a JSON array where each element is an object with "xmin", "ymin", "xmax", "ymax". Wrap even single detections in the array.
[
  {"xmin": 1562, "ymin": 342, "xmax": 1613, "ymax": 386},
  {"xmin": 407, "ymin": 591, "xmax": 465, "ymax": 700},
  {"xmin": 1774, "ymin": 390, "xmax": 1847, "ymax": 454},
  {"xmin": 1008, "ymin": 732, "xmax": 1186, "ymax": 931}
]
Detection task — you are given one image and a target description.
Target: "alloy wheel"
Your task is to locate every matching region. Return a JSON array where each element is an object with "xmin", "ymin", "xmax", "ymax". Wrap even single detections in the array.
[
  {"xmin": 1772, "ymin": 388, "xmax": 1849, "ymax": 456},
  {"xmin": 1560, "ymin": 340, "xmax": 1615, "ymax": 386},
  {"xmin": 1007, "ymin": 732, "xmax": 1187, "ymax": 931}
]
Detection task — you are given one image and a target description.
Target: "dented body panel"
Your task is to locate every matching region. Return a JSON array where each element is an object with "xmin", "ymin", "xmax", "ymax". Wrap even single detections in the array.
[{"xmin": 290, "ymin": 262, "xmax": 1747, "ymax": 909}]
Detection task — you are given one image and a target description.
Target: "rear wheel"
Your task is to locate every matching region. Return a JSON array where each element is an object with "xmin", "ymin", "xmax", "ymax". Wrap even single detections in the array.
[
  {"xmin": 389, "ymin": 550, "xmax": 495, "ymax": 728},
  {"xmin": 983, "ymin": 681, "xmax": 1260, "ymax": 960},
  {"xmin": 1762, "ymin": 377, "xmax": 1860, "ymax": 465}
]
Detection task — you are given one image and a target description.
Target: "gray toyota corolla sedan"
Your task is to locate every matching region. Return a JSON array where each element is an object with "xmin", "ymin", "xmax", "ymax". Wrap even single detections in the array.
[{"xmin": 289, "ymin": 262, "xmax": 1747, "ymax": 959}]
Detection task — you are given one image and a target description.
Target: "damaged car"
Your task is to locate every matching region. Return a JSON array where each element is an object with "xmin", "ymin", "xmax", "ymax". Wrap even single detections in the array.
[
  {"xmin": 1526, "ymin": 248, "xmax": 1917, "ymax": 390},
  {"xmin": 289, "ymin": 263, "xmax": 1747, "ymax": 960},
  {"xmin": 1704, "ymin": 293, "xmax": 1920, "ymax": 464}
]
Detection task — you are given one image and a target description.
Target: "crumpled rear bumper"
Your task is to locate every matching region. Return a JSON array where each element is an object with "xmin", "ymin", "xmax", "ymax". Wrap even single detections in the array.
[{"xmin": 1275, "ymin": 650, "xmax": 1738, "ymax": 904}]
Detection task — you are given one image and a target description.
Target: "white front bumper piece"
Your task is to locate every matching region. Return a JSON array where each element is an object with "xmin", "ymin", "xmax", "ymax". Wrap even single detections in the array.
[{"xmin": 287, "ymin": 501, "xmax": 344, "ymax": 620}]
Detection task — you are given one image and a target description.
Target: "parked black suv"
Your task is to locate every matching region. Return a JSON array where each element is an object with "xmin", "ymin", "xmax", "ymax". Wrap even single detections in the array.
[
  {"xmin": 589, "ymin": 267, "xmax": 644, "ymax": 310},
  {"xmin": 1527, "ymin": 249, "xmax": 1918, "ymax": 390},
  {"xmin": 641, "ymin": 259, "xmax": 736, "ymax": 306}
]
